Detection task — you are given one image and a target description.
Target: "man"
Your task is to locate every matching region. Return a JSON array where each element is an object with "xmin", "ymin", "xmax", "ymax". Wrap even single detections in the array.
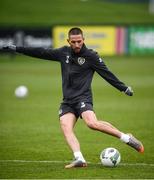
[{"xmin": 3, "ymin": 27, "xmax": 144, "ymax": 169}]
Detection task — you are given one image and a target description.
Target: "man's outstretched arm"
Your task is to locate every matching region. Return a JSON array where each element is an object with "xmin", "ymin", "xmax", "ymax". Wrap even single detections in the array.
[
  {"xmin": 91, "ymin": 54, "xmax": 133, "ymax": 96},
  {"xmin": 2, "ymin": 44, "xmax": 60, "ymax": 61}
]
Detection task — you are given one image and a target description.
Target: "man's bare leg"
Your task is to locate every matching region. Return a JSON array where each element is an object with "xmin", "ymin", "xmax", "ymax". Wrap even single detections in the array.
[
  {"xmin": 60, "ymin": 113, "xmax": 80, "ymax": 152},
  {"xmin": 82, "ymin": 111, "xmax": 122, "ymax": 138},
  {"xmin": 60, "ymin": 113, "xmax": 87, "ymax": 168},
  {"xmin": 82, "ymin": 111, "xmax": 144, "ymax": 153}
]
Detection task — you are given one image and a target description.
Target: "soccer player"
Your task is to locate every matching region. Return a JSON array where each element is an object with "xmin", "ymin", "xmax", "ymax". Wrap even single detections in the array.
[{"xmin": 3, "ymin": 27, "xmax": 144, "ymax": 168}]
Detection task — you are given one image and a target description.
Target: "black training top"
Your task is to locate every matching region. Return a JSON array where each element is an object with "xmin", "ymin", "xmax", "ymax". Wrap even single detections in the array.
[{"xmin": 16, "ymin": 44, "xmax": 128, "ymax": 103}]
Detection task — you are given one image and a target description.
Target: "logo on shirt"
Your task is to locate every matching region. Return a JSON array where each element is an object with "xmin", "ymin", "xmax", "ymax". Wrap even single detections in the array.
[
  {"xmin": 99, "ymin": 58, "xmax": 103, "ymax": 63},
  {"xmin": 66, "ymin": 55, "xmax": 69, "ymax": 63},
  {"xmin": 78, "ymin": 57, "xmax": 85, "ymax": 65}
]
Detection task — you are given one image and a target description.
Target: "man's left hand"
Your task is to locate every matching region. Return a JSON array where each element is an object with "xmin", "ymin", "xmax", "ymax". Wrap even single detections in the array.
[{"xmin": 125, "ymin": 86, "xmax": 133, "ymax": 96}]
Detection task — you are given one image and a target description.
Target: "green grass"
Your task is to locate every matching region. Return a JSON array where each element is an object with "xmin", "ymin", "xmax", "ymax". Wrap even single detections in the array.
[
  {"xmin": 0, "ymin": 0, "xmax": 154, "ymax": 26},
  {"xmin": 0, "ymin": 55, "xmax": 154, "ymax": 178}
]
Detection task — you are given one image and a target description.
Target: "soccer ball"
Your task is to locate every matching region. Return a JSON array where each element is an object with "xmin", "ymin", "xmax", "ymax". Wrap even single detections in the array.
[
  {"xmin": 100, "ymin": 147, "xmax": 121, "ymax": 167},
  {"xmin": 15, "ymin": 85, "xmax": 28, "ymax": 98}
]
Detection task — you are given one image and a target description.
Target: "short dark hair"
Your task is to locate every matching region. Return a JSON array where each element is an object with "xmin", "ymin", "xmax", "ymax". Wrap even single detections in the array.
[{"xmin": 68, "ymin": 27, "xmax": 83, "ymax": 38}]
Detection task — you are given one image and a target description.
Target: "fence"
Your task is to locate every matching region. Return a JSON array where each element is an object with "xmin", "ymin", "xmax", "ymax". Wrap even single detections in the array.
[{"xmin": 0, "ymin": 26, "xmax": 154, "ymax": 56}]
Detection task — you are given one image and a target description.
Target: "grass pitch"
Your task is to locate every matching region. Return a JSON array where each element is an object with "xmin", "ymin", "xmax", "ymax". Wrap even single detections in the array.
[
  {"xmin": 0, "ymin": 55, "xmax": 154, "ymax": 179},
  {"xmin": 0, "ymin": 0, "xmax": 153, "ymax": 26}
]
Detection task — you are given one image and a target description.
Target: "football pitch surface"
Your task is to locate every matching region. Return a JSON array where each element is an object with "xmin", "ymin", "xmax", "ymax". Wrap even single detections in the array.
[
  {"xmin": 0, "ymin": 55, "xmax": 154, "ymax": 179},
  {"xmin": 1, "ymin": 0, "xmax": 154, "ymax": 26}
]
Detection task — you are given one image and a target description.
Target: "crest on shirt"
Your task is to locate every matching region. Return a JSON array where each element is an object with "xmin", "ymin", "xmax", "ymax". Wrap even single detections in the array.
[{"xmin": 77, "ymin": 57, "xmax": 85, "ymax": 65}]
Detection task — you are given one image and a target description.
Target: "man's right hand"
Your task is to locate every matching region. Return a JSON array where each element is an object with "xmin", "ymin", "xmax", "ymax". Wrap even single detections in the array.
[{"xmin": 2, "ymin": 44, "xmax": 16, "ymax": 52}]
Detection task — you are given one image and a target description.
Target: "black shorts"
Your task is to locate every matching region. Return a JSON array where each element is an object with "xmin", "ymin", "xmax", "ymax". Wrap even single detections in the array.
[{"xmin": 59, "ymin": 101, "xmax": 93, "ymax": 119}]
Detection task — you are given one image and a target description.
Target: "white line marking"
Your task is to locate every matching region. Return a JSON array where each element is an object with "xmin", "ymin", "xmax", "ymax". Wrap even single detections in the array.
[
  {"xmin": 120, "ymin": 163, "xmax": 154, "ymax": 167},
  {"xmin": 0, "ymin": 160, "xmax": 154, "ymax": 166},
  {"xmin": 0, "ymin": 160, "xmax": 69, "ymax": 163}
]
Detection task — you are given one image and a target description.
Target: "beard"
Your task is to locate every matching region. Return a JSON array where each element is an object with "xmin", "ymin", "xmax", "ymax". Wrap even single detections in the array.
[{"xmin": 74, "ymin": 47, "xmax": 81, "ymax": 53}]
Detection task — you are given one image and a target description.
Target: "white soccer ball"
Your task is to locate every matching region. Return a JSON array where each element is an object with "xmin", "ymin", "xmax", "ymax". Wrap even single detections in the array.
[
  {"xmin": 100, "ymin": 147, "xmax": 121, "ymax": 167},
  {"xmin": 15, "ymin": 85, "xmax": 28, "ymax": 98}
]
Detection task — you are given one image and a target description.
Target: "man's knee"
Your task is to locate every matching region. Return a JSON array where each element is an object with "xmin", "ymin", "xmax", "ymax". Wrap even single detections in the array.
[
  {"xmin": 82, "ymin": 111, "xmax": 98, "ymax": 130},
  {"xmin": 60, "ymin": 113, "xmax": 76, "ymax": 134},
  {"xmin": 86, "ymin": 120, "xmax": 98, "ymax": 130}
]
